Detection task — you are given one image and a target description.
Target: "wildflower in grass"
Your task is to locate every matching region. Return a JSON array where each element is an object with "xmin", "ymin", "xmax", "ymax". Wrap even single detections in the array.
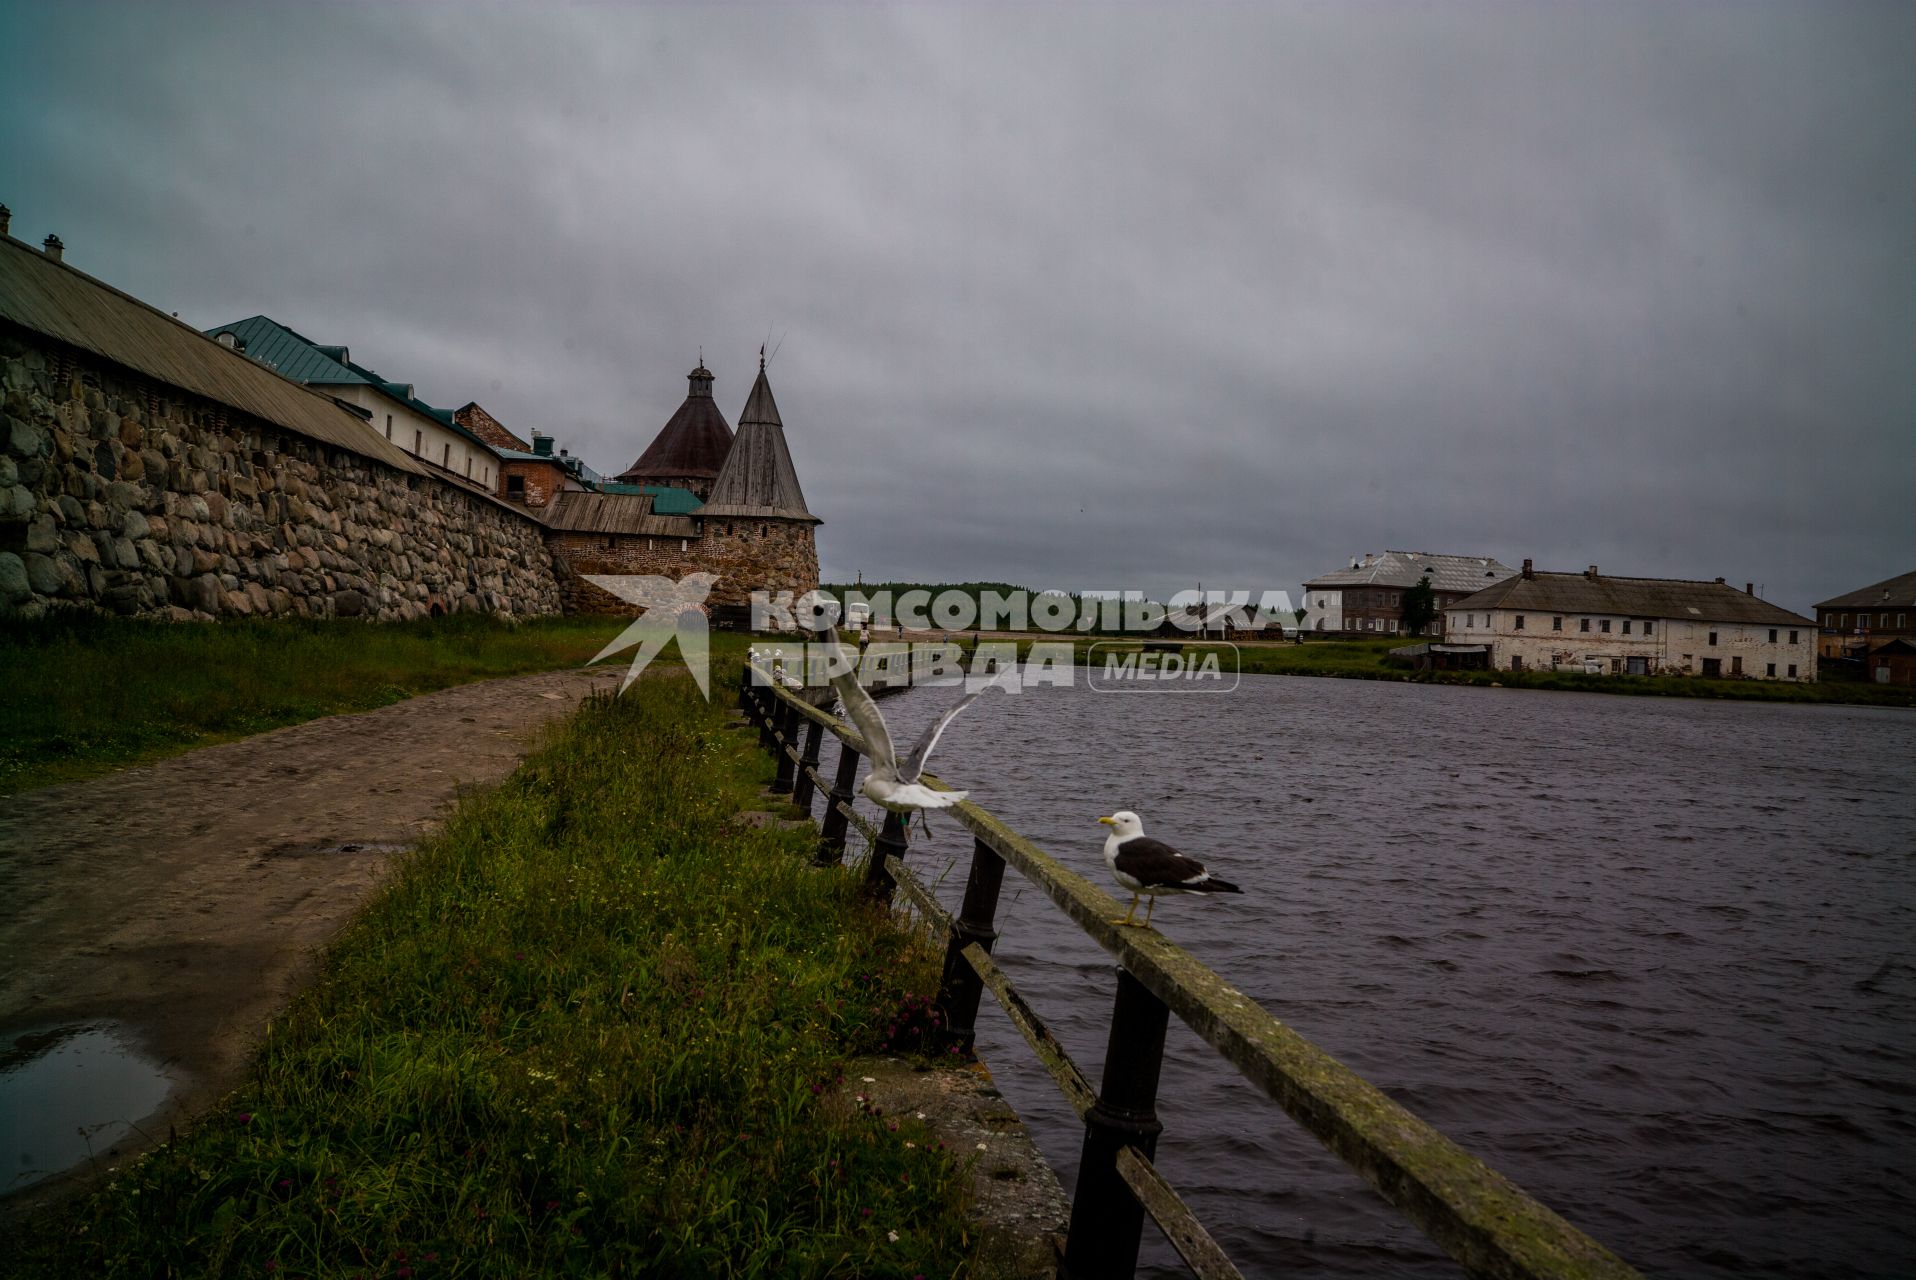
[{"xmin": 887, "ymin": 1230, "xmax": 900, "ymax": 1243}]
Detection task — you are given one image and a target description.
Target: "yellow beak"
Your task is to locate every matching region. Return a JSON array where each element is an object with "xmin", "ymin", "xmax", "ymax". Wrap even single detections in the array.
[{"xmin": 1097, "ymin": 815, "xmax": 1116, "ymax": 826}]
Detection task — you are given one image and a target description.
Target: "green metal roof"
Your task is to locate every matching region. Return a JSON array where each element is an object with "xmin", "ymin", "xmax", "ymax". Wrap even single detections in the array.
[
  {"xmin": 204, "ymin": 315, "xmax": 490, "ymax": 453},
  {"xmin": 596, "ymin": 482, "xmax": 704, "ymax": 514}
]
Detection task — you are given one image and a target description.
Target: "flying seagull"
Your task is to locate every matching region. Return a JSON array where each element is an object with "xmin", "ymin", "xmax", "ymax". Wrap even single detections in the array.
[
  {"xmin": 1098, "ymin": 810, "xmax": 1243, "ymax": 928},
  {"xmin": 819, "ymin": 626, "xmax": 996, "ymax": 816}
]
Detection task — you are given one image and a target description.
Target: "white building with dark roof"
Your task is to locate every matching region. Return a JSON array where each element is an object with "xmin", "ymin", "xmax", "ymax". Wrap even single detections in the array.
[
  {"xmin": 1302, "ymin": 550, "xmax": 1517, "ymax": 636},
  {"xmin": 1445, "ymin": 562, "xmax": 1817, "ymax": 680}
]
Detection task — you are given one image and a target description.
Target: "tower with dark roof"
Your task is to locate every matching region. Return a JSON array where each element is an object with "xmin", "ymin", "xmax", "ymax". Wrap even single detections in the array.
[
  {"xmin": 614, "ymin": 361, "xmax": 736, "ymax": 500},
  {"xmin": 701, "ymin": 355, "xmax": 817, "ymax": 523},
  {"xmin": 696, "ymin": 354, "xmax": 820, "ymax": 613}
]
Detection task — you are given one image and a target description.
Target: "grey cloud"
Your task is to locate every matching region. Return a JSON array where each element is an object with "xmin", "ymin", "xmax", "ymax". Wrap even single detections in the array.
[{"xmin": 2, "ymin": 1, "xmax": 1910, "ymax": 613}]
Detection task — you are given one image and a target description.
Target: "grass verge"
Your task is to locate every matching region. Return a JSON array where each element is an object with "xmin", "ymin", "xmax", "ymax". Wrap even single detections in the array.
[
  {"xmin": 2, "ymin": 671, "xmax": 973, "ymax": 1278},
  {"xmin": 0, "ymin": 614, "xmax": 754, "ymax": 793},
  {"xmin": 924, "ymin": 634, "xmax": 1916, "ymax": 707}
]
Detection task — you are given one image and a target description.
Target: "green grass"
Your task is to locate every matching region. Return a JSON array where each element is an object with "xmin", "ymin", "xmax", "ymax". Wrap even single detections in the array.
[
  {"xmin": 929, "ymin": 633, "xmax": 1916, "ymax": 706},
  {"xmin": 2, "ymin": 671, "xmax": 974, "ymax": 1278},
  {"xmin": 0, "ymin": 614, "xmax": 756, "ymax": 794}
]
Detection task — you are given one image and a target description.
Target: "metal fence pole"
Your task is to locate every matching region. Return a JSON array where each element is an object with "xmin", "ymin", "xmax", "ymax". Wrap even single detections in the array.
[
  {"xmin": 865, "ymin": 809, "xmax": 909, "ymax": 903},
  {"xmin": 792, "ymin": 717, "xmax": 825, "ymax": 815},
  {"xmin": 814, "ymin": 738, "xmax": 861, "ymax": 866},
  {"xmin": 937, "ymin": 836, "xmax": 1007, "ymax": 1054},
  {"xmin": 1063, "ymin": 967, "xmax": 1171, "ymax": 1279},
  {"xmin": 769, "ymin": 698, "xmax": 798, "ymax": 795}
]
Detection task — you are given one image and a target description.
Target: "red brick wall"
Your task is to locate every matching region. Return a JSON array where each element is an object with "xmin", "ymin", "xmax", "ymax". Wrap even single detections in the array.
[
  {"xmin": 503, "ymin": 460, "xmax": 565, "ymax": 507},
  {"xmin": 454, "ymin": 403, "xmax": 529, "ymax": 452}
]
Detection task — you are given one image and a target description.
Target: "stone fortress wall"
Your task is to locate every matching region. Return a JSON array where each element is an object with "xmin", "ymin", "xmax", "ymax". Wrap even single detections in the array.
[{"xmin": 0, "ymin": 326, "xmax": 563, "ymax": 621}]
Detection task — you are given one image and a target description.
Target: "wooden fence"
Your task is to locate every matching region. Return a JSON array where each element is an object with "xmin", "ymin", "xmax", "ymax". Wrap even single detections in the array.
[{"xmin": 739, "ymin": 665, "xmax": 1641, "ymax": 1280}]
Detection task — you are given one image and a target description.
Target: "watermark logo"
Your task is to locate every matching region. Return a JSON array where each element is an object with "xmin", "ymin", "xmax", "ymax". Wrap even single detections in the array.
[
  {"xmin": 744, "ymin": 638, "xmax": 1240, "ymax": 695},
  {"xmin": 586, "ymin": 572, "xmax": 717, "ymax": 697},
  {"xmin": 1086, "ymin": 641, "xmax": 1240, "ymax": 693},
  {"xmin": 751, "ymin": 586, "xmax": 1298, "ymax": 637}
]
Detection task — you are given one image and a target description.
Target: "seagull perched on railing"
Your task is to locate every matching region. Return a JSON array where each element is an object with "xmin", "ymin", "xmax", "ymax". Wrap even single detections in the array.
[
  {"xmin": 817, "ymin": 625, "xmax": 996, "ymax": 818},
  {"xmin": 1098, "ymin": 810, "xmax": 1243, "ymax": 928}
]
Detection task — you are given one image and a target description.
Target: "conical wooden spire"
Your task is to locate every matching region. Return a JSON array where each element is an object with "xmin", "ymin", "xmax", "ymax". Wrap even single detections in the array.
[{"xmin": 701, "ymin": 356, "xmax": 817, "ymax": 522}]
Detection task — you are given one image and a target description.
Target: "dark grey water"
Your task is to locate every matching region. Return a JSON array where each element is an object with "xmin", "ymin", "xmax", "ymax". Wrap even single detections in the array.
[
  {"xmin": 857, "ymin": 673, "xmax": 1916, "ymax": 1278},
  {"xmin": 0, "ymin": 1022, "xmax": 174, "ymax": 1194}
]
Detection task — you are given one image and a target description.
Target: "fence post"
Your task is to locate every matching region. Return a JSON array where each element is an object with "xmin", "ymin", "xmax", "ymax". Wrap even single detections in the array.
[
  {"xmin": 1063, "ymin": 967, "xmax": 1170, "ymax": 1279},
  {"xmin": 792, "ymin": 717, "xmax": 825, "ymax": 815},
  {"xmin": 937, "ymin": 836, "xmax": 1006, "ymax": 1054},
  {"xmin": 814, "ymin": 738, "xmax": 861, "ymax": 866},
  {"xmin": 770, "ymin": 697, "xmax": 798, "ymax": 795},
  {"xmin": 755, "ymin": 685, "xmax": 776, "ymax": 753},
  {"xmin": 865, "ymin": 809, "xmax": 909, "ymax": 903}
]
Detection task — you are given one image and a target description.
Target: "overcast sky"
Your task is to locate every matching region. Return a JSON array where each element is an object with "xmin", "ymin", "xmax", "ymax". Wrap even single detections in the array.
[{"xmin": 3, "ymin": 1, "xmax": 1910, "ymax": 612}]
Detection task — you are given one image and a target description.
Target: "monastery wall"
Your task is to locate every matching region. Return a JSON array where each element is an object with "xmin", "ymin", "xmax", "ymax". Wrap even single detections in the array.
[
  {"xmin": 549, "ymin": 519, "xmax": 819, "ymax": 614},
  {"xmin": 0, "ymin": 328, "xmax": 562, "ymax": 622}
]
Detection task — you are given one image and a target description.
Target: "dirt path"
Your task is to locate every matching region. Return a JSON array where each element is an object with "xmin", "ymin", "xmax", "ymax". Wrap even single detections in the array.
[{"xmin": 0, "ymin": 663, "xmax": 625, "ymax": 1198}]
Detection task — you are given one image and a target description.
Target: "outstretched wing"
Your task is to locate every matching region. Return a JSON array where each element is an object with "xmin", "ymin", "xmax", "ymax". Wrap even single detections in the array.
[
  {"xmin": 898, "ymin": 683, "xmax": 997, "ymax": 783},
  {"xmin": 821, "ymin": 625, "xmax": 895, "ymax": 770}
]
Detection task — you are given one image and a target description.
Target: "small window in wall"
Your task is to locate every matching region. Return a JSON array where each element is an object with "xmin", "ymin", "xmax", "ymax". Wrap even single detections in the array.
[
  {"xmin": 1600, "ymin": 619, "xmax": 1611, "ymax": 633},
  {"xmin": 1622, "ymin": 620, "xmax": 1632, "ymax": 635},
  {"xmin": 506, "ymin": 475, "xmax": 525, "ymax": 498},
  {"xmin": 1552, "ymin": 616, "xmax": 1562, "ymax": 631},
  {"xmin": 385, "ymin": 414, "xmax": 393, "ymax": 440},
  {"xmin": 1766, "ymin": 662, "xmax": 1776, "ymax": 677},
  {"xmin": 1515, "ymin": 615, "xmax": 1525, "ymax": 630},
  {"xmin": 442, "ymin": 442, "xmax": 451, "ymax": 467},
  {"xmin": 1789, "ymin": 630, "xmax": 1798, "ymax": 644},
  {"xmin": 1899, "ymin": 615, "xmax": 1907, "ymax": 629},
  {"xmin": 1512, "ymin": 654, "xmax": 1524, "ymax": 671},
  {"xmin": 1709, "ymin": 631, "xmax": 1718, "ymax": 646},
  {"xmin": 604, "ymin": 536, "xmax": 615, "ymax": 549},
  {"xmin": 483, "ymin": 467, "xmax": 489, "ymax": 486},
  {"xmin": 1580, "ymin": 618, "xmax": 1591, "ymax": 632},
  {"xmin": 1732, "ymin": 655, "xmax": 1743, "ymax": 675},
  {"xmin": 1788, "ymin": 663, "xmax": 1798, "ymax": 677},
  {"xmin": 1645, "ymin": 620, "xmax": 1655, "ymax": 636},
  {"xmin": 1769, "ymin": 628, "xmax": 1778, "ymax": 643},
  {"xmin": 413, "ymin": 430, "xmax": 422, "ymax": 454},
  {"xmin": 465, "ymin": 456, "xmax": 473, "ymax": 478}
]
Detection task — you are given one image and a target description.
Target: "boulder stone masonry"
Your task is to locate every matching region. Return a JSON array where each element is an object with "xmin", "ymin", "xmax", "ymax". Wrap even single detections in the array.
[
  {"xmin": 0, "ymin": 331, "xmax": 562, "ymax": 622},
  {"xmin": 549, "ymin": 520, "xmax": 820, "ymax": 615}
]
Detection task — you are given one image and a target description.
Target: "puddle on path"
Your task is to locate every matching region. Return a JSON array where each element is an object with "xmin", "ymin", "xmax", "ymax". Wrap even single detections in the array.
[{"xmin": 1, "ymin": 1023, "xmax": 175, "ymax": 1195}]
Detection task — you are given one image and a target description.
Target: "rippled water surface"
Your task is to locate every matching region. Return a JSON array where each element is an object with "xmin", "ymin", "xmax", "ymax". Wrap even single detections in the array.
[{"xmin": 854, "ymin": 674, "xmax": 1916, "ymax": 1278}]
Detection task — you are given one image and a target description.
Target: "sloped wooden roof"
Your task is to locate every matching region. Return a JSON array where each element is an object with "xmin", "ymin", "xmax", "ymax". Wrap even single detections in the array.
[
  {"xmin": 542, "ymin": 490, "xmax": 698, "ymax": 537},
  {"xmin": 0, "ymin": 235, "xmax": 428, "ymax": 472},
  {"xmin": 1448, "ymin": 571, "xmax": 1813, "ymax": 625},
  {"xmin": 615, "ymin": 362, "xmax": 734, "ymax": 483},
  {"xmin": 701, "ymin": 362, "xmax": 817, "ymax": 522}
]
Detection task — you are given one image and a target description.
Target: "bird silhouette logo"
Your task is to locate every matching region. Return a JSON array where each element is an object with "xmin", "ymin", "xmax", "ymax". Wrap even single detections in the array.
[{"xmin": 584, "ymin": 572, "xmax": 719, "ymax": 697}]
